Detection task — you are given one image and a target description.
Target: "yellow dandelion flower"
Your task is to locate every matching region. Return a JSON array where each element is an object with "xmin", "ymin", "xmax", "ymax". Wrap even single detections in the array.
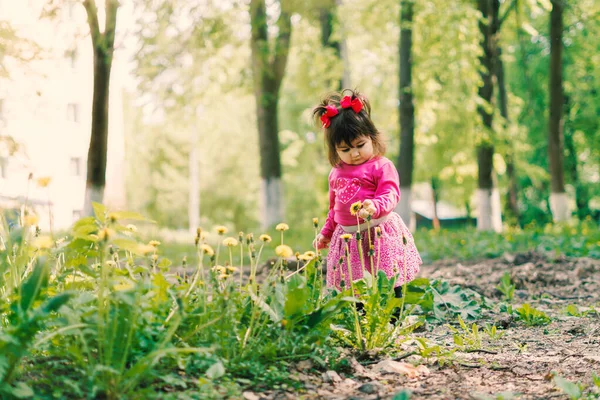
[
  {"xmin": 275, "ymin": 223, "xmax": 289, "ymax": 232},
  {"xmin": 33, "ymin": 235, "xmax": 53, "ymax": 249},
  {"xmin": 138, "ymin": 244, "xmax": 155, "ymax": 255},
  {"xmin": 126, "ymin": 224, "xmax": 137, "ymax": 232},
  {"xmin": 98, "ymin": 228, "xmax": 114, "ymax": 241},
  {"xmin": 151, "ymin": 254, "xmax": 159, "ymax": 261},
  {"xmin": 226, "ymin": 266, "xmax": 239, "ymax": 273},
  {"xmin": 350, "ymin": 201, "xmax": 363, "ymax": 216},
  {"xmin": 222, "ymin": 237, "xmax": 239, "ymax": 247},
  {"xmin": 312, "ymin": 217, "xmax": 319, "ymax": 227},
  {"xmin": 212, "ymin": 265, "xmax": 226, "ymax": 274},
  {"xmin": 23, "ymin": 214, "xmax": 39, "ymax": 226},
  {"xmin": 259, "ymin": 234, "xmax": 272, "ymax": 243},
  {"xmin": 218, "ymin": 273, "xmax": 229, "ymax": 280},
  {"xmin": 275, "ymin": 244, "xmax": 293, "ymax": 258},
  {"xmin": 105, "ymin": 260, "xmax": 116, "ymax": 267},
  {"xmin": 303, "ymin": 251, "xmax": 316, "ymax": 259},
  {"xmin": 215, "ymin": 225, "xmax": 228, "ymax": 235},
  {"xmin": 340, "ymin": 233, "xmax": 352, "ymax": 242},
  {"xmin": 148, "ymin": 240, "xmax": 161, "ymax": 247},
  {"xmin": 375, "ymin": 226, "xmax": 382, "ymax": 237},
  {"xmin": 200, "ymin": 244, "xmax": 214, "ymax": 256},
  {"xmin": 298, "ymin": 251, "xmax": 316, "ymax": 262},
  {"xmin": 36, "ymin": 176, "xmax": 51, "ymax": 187}
]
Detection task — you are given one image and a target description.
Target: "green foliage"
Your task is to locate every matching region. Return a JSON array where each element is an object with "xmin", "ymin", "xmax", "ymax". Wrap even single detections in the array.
[
  {"xmin": 496, "ymin": 272, "xmax": 515, "ymax": 302},
  {"xmin": 415, "ymin": 221, "xmax": 600, "ymax": 263},
  {"xmin": 514, "ymin": 303, "xmax": 552, "ymax": 326},
  {"xmin": 409, "ymin": 278, "xmax": 483, "ymax": 322}
]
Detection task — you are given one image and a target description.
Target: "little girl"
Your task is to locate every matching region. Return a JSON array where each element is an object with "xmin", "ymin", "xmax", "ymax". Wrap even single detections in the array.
[{"xmin": 313, "ymin": 89, "xmax": 422, "ymax": 295}]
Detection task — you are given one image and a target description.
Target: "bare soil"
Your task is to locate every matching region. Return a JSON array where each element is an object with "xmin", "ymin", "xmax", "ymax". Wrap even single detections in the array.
[{"xmin": 246, "ymin": 251, "xmax": 600, "ymax": 400}]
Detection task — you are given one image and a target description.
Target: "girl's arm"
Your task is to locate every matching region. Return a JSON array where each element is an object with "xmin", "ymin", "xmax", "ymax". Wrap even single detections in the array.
[{"xmin": 370, "ymin": 161, "xmax": 401, "ymax": 219}]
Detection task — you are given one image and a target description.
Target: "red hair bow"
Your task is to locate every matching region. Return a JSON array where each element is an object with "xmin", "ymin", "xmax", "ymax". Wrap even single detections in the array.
[
  {"xmin": 320, "ymin": 105, "xmax": 339, "ymax": 128},
  {"xmin": 340, "ymin": 96, "xmax": 363, "ymax": 113}
]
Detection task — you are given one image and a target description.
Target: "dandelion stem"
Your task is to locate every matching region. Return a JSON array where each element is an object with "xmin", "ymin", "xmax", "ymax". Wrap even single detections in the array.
[{"xmin": 345, "ymin": 241, "xmax": 364, "ymax": 350}]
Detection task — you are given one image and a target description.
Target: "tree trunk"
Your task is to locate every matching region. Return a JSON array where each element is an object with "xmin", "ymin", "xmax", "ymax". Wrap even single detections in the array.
[
  {"xmin": 476, "ymin": 0, "xmax": 501, "ymax": 232},
  {"xmin": 396, "ymin": 0, "xmax": 415, "ymax": 229},
  {"xmin": 250, "ymin": 0, "xmax": 292, "ymax": 229},
  {"xmin": 431, "ymin": 177, "xmax": 440, "ymax": 230},
  {"xmin": 563, "ymin": 98, "xmax": 590, "ymax": 220},
  {"xmin": 188, "ymin": 108, "xmax": 200, "ymax": 235},
  {"xmin": 319, "ymin": 1, "xmax": 350, "ymax": 90},
  {"xmin": 548, "ymin": 0, "xmax": 569, "ymax": 221},
  {"xmin": 82, "ymin": 0, "xmax": 118, "ymax": 216},
  {"xmin": 494, "ymin": 5, "xmax": 520, "ymax": 225}
]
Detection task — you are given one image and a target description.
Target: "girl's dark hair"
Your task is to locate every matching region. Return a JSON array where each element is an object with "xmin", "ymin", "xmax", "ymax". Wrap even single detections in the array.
[{"xmin": 312, "ymin": 89, "xmax": 386, "ymax": 167}]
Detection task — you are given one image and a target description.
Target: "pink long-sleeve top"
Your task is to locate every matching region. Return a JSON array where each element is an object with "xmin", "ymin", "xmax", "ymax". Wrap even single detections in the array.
[{"xmin": 320, "ymin": 156, "xmax": 400, "ymax": 239}]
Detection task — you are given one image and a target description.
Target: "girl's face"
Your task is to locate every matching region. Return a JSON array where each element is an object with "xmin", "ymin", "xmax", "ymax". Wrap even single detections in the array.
[{"xmin": 336, "ymin": 136, "xmax": 374, "ymax": 165}]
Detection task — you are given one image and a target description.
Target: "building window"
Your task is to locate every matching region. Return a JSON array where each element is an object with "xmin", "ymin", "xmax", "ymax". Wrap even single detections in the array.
[
  {"xmin": 70, "ymin": 157, "xmax": 82, "ymax": 176},
  {"xmin": 72, "ymin": 210, "xmax": 83, "ymax": 221},
  {"xmin": 0, "ymin": 157, "xmax": 7, "ymax": 179},
  {"xmin": 67, "ymin": 103, "xmax": 79, "ymax": 122}
]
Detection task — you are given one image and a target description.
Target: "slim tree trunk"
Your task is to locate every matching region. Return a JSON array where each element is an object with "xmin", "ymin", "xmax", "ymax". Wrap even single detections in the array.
[
  {"xmin": 396, "ymin": 0, "xmax": 415, "ymax": 229},
  {"xmin": 494, "ymin": 4, "xmax": 520, "ymax": 225},
  {"xmin": 563, "ymin": 97, "xmax": 590, "ymax": 220},
  {"xmin": 319, "ymin": 1, "xmax": 350, "ymax": 89},
  {"xmin": 82, "ymin": 0, "xmax": 118, "ymax": 216},
  {"xmin": 548, "ymin": 0, "xmax": 569, "ymax": 221},
  {"xmin": 476, "ymin": 0, "xmax": 502, "ymax": 232},
  {"xmin": 250, "ymin": 0, "xmax": 292, "ymax": 228},
  {"xmin": 431, "ymin": 177, "xmax": 440, "ymax": 230},
  {"xmin": 319, "ymin": 4, "xmax": 341, "ymax": 90}
]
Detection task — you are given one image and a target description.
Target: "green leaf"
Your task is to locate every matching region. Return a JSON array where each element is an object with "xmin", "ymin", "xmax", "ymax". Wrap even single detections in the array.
[
  {"xmin": 392, "ymin": 389, "xmax": 412, "ymax": 400},
  {"xmin": 553, "ymin": 376, "xmax": 582, "ymax": 399},
  {"xmin": 41, "ymin": 292, "xmax": 73, "ymax": 314},
  {"xmin": 92, "ymin": 202, "xmax": 106, "ymax": 223},
  {"xmin": 206, "ymin": 361, "xmax": 225, "ymax": 380},
  {"xmin": 108, "ymin": 211, "xmax": 154, "ymax": 222},
  {"xmin": 10, "ymin": 382, "xmax": 34, "ymax": 398},
  {"xmin": 19, "ymin": 261, "xmax": 50, "ymax": 313}
]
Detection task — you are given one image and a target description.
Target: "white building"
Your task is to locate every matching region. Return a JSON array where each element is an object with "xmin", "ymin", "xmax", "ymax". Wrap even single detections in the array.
[{"xmin": 0, "ymin": 0, "xmax": 126, "ymax": 231}]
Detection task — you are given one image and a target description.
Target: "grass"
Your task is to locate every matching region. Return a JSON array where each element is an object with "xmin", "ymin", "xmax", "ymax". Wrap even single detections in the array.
[{"xmin": 154, "ymin": 218, "xmax": 600, "ymax": 269}]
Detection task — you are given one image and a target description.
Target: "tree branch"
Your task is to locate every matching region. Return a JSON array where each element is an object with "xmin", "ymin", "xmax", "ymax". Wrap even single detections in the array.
[
  {"xmin": 104, "ymin": 0, "xmax": 119, "ymax": 54},
  {"xmin": 82, "ymin": 0, "xmax": 101, "ymax": 47},
  {"xmin": 498, "ymin": 0, "xmax": 517, "ymax": 28}
]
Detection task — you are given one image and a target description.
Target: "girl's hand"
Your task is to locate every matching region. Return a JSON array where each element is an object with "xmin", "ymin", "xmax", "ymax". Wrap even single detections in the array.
[
  {"xmin": 313, "ymin": 234, "xmax": 331, "ymax": 250},
  {"xmin": 359, "ymin": 199, "xmax": 377, "ymax": 219}
]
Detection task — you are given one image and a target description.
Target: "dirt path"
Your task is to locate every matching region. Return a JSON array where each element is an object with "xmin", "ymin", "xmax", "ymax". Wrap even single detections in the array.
[{"xmin": 245, "ymin": 251, "xmax": 600, "ymax": 400}]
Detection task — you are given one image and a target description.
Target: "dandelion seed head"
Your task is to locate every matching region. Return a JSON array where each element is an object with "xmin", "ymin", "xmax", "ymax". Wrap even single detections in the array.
[
  {"xmin": 275, "ymin": 244, "xmax": 293, "ymax": 258},
  {"xmin": 275, "ymin": 223, "xmax": 289, "ymax": 232},
  {"xmin": 222, "ymin": 237, "xmax": 239, "ymax": 247},
  {"xmin": 201, "ymin": 244, "xmax": 215, "ymax": 256}
]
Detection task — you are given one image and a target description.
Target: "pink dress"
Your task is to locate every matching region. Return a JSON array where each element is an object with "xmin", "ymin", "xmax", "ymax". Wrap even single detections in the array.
[{"xmin": 321, "ymin": 156, "xmax": 422, "ymax": 291}]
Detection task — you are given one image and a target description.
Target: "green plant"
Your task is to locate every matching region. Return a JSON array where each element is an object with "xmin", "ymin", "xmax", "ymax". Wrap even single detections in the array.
[
  {"xmin": 514, "ymin": 303, "xmax": 552, "ymax": 326},
  {"xmin": 448, "ymin": 315, "xmax": 482, "ymax": 351},
  {"xmin": 496, "ymin": 272, "xmax": 515, "ymax": 302},
  {"xmin": 483, "ymin": 323, "xmax": 505, "ymax": 341}
]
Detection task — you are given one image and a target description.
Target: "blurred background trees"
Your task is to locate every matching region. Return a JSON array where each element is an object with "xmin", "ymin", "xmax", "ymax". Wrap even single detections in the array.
[{"xmin": 2, "ymin": 0, "xmax": 599, "ymax": 233}]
